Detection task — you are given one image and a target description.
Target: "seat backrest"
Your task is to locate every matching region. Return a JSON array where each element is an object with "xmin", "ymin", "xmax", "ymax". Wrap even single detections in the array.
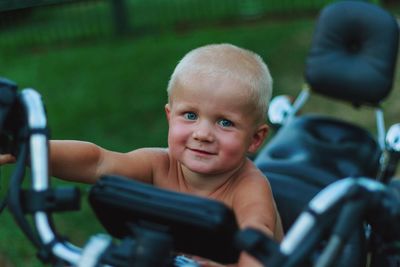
[{"xmin": 305, "ymin": 1, "xmax": 399, "ymax": 106}]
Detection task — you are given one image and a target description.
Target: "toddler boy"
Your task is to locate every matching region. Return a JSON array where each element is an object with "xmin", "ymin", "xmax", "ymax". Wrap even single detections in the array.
[{"xmin": 1, "ymin": 43, "xmax": 283, "ymax": 267}]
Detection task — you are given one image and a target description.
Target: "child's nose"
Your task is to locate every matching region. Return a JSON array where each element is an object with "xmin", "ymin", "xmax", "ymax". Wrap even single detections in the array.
[{"xmin": 192, "ymin": 122, "xmax": 214, "ymax": 142}]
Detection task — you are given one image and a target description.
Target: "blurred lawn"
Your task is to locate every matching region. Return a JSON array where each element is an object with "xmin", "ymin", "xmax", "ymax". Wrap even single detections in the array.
[{"xmin": 0, "ymin": 4, "xmax": 399, "ymax": 266}]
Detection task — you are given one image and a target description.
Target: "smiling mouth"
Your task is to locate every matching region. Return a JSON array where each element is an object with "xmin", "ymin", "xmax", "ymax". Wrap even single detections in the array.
[{"xmin": 188, "ymin": 148, "xmax": 217, "ymax": 156}]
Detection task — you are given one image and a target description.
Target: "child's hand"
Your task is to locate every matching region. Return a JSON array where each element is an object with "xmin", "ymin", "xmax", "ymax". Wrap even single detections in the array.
[
  {"xmin": 184, "ymin": 255, "xmax": 235, "ymax": 267},
  {"xmin": 0, "ymin": 154, "xmax": 16, "ymax": 165}
]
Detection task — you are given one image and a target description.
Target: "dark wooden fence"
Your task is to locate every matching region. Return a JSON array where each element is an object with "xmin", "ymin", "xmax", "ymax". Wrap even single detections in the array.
[{"xmin": 0, "ymin": 0, "xmax": 384, "ymax": 51}]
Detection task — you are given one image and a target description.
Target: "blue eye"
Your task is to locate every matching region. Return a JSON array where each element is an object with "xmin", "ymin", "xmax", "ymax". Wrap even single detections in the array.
[
  {"xmin": 218, "ymin": 119, "xmax": 233, "ymax": 128},
  {"xmin": 184, "ymin": 112, "xmax": 197, "ymax": 120}
]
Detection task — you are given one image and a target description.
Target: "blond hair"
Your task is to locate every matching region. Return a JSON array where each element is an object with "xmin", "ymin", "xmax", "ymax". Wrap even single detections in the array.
[{"xmin": 167, "ymin": 43, "xmax": 273, "ymax": 123}]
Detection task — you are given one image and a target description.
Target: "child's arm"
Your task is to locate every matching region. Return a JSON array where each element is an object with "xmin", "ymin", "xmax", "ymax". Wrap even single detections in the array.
[
  {"xmin": 0, "ymin": 141, "xmax": 102, "ymax": 183},
  {"xmin": 49, "ymin": 140, "xmax": 105, "ymax": 184},
  {"xmin": 49, "ymin": 140, "xmax": 164, "ymax": 184},
  {"xmin": 232, "ymin": 175, "xmax": 283, "ymax": 267},
  {"xmin": 233, "ymin": 176, "xmax": 280, "ymax": 237}
]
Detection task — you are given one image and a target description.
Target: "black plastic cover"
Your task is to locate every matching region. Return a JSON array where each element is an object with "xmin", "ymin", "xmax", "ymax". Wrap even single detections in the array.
[{"xmin": 89, "ymin": 175, "xmax": 240, "ymax": 263}]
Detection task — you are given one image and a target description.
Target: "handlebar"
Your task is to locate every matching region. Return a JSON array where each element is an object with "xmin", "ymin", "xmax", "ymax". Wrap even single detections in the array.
[
  {"xmin": 17, "ymin": 89, "xmax": 83, "ymax": 264},
  {"xmin": 368, "ymin": 179, "xmax": 400, "ymax": 241},
  {"xmin": 8, "ymin": 88, "xmax": 164, "ymax": 267},
  {"xmin": 237, "ymin": 177, "xmax": 400, "ymax": 267},
  {"xmin": 7, "ymin": 88, "xmax": 146, "ymax": 266}
]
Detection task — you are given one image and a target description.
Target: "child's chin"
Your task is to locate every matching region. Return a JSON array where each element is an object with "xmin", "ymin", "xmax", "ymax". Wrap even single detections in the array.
[{"xmin": 184, "ymin": 163, "xmax": 218, "ymax": 175}]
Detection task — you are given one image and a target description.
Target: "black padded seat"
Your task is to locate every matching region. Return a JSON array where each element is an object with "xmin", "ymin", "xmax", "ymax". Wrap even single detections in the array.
[
  {"xmin": 255, "ymin": 115, "xmax": 382, "ymax": 189},
  {"xmin": 256, "ymin": 115, "xmax": 381, "ymax": 232},
  {"xmin": 262, "ymin": 172, "xmax": 321, "ymax": 231}
]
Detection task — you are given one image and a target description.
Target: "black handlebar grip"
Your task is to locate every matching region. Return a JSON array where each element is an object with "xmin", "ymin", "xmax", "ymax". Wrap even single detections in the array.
[
  {"xmin": 370, "ymin": 179, "xmax": 400, "ymax": 241},
  {"xmin": 0, "ymin": 78, "xmax": 19, "ymax": 155}
]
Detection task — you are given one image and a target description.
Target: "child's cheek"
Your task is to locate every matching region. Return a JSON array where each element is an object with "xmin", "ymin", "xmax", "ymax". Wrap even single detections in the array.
[
  {"xmin": 168, "ymin": 122, "xmax": 190, "ymax": 147},
  {"xmin": 219, "ymin": 134, "xmax": 247, "ymax": 159}
]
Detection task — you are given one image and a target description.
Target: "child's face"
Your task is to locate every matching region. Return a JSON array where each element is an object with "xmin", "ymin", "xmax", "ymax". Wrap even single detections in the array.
[{"xmin": 165, "ymin": 72, "xmax": 267, "ymax": 175}]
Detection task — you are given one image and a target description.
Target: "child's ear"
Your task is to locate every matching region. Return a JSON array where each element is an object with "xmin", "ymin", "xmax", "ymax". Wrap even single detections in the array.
[
  {"xmin": 248, "ymin": 124, "xmax": 269, "ymax": 154},
  {"xmin": 165, "ymin": 103, "xmax": 171, "ymax": 122}
]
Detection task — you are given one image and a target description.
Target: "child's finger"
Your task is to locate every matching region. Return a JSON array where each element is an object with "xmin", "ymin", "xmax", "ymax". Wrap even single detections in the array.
[{"xmin": 0, "ymin": 154, "xmax": 16, "ymax": 164}]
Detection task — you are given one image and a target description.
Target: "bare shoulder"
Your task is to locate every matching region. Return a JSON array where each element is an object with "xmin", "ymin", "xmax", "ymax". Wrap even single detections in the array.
[
  {"xmin": 235, "ymin": 159, "xmax": 272, "ymax": 193},
  {"xmin": 125, "ymin": 147, "xmax": 170, "ymax": 168},
  {"xmin": 127, "ymin": 147, "xmax": 169, "ymax": 158},
  {"xmin": 232, "ymin": 160, "xmax": 275, "ymax": 213},
  {"xmin": 103, "ymin": 147, "xmax": 170, "ymax": 184}
]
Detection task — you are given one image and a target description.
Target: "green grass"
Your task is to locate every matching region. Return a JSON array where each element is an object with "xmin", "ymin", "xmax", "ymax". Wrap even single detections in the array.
[{"xmin": 0, "ymin": 3, "xmax": 399, "ymax": 266}]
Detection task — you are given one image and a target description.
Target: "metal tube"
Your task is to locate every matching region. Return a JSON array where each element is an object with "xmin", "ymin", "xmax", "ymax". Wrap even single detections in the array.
[
  {"xmin": 376, "ymin": 108, "xmax": 386, "ymax": 151},
  {"xmin": 21, "ymin": 88, "xmax": 82, "ymax": 265},
  {"xmin": 280, "ymin": 212, "xmax": 316, "ymax": 255}
]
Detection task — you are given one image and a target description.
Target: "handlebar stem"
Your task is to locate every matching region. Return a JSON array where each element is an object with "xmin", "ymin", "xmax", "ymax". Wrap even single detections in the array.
[{"xmin": 20, "ymin": 89, "xmax": 82, "ymax": 265}]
